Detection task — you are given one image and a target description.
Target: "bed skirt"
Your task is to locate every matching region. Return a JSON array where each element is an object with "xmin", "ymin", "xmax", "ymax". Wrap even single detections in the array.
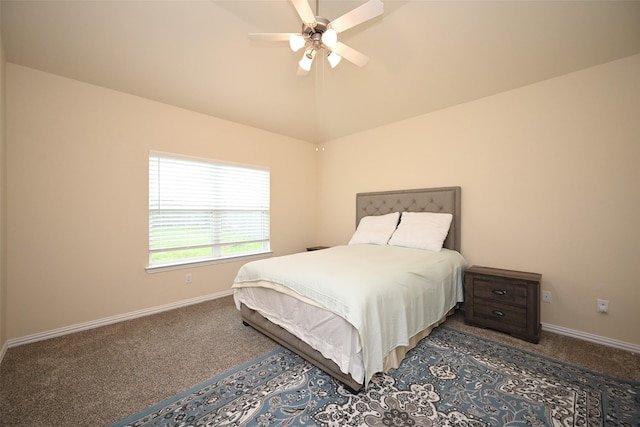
[
  {"xmin": 240, "ymin": 303, "xmax": 364, "ymax": 392},
  {"xmin": 240, "ymin": 303, "xmax": 457, "ymax": 392}
]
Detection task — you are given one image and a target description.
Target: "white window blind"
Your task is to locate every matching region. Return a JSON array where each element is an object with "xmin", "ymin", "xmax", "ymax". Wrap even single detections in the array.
[{"xmin": 149, "ymin": 152, "xmax": 270, "ymax": 267}]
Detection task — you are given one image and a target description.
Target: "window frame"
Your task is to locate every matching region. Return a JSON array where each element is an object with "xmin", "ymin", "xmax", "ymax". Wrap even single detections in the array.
[{"xmin": 146, "ymin": 151, "xmax": 271, "ymax": 272}]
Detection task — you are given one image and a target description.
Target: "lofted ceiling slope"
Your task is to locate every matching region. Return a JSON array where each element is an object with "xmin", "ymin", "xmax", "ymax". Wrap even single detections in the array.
[{"xmin": 2, "ymin": 0, "xmax": 640, "ymax": 143}]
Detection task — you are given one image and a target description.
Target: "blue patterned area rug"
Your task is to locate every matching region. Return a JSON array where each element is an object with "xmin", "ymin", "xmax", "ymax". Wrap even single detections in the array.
[{"xmin": 112, "ymin": 327, "xmax": 639, "ymax": 427}]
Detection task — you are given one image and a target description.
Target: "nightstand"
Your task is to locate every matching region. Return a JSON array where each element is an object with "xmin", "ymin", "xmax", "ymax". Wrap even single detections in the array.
[
  {"xmin": 306, "ymin": 246, "xmax": 329, "ymax": 251},
  {"xmin": 464, "ymin": 266, "xmax": 542, "ymax": 343}
]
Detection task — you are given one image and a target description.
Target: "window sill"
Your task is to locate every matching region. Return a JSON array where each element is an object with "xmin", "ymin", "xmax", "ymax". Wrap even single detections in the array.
[{"xmin": 145, "ymin": 251, "xmax": 273, "ymax": 273}]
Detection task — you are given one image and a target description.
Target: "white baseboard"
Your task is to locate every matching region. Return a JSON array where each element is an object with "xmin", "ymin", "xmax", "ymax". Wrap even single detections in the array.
[
  {"xmin": 0, "ymin": 340, "xmax": 7, "ymax": 365},
  {"xmin": 541, "ymin": 322, "xmax": 640, "ymax": 354},
  {"xmin": 7, "ymin": 290, "xmax": 233, "ymax": 349},
  {"xmin": 5, "ymin": 294, "xmax": 638, "ymax": 356}
]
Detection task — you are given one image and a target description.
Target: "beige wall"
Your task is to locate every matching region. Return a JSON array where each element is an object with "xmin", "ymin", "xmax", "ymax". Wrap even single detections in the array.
[
  {"xmin": 0, "ymin": 7, "xmax": 7, "ymax": 351},
  {"xmin": 5, "ymin": 55, "xmax": 640, "ymax": 347},
  {"xmin": 6, "ymin": 64, "xmax": 318, "ymax": 339},
  {"xmin": 316, "ymin": 54, "xmax": 640, "ymax": 345}
]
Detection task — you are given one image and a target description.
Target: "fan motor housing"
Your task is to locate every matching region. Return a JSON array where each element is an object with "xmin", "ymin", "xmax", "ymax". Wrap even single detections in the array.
[
  {"xmin": 302, "ymin": 16, "xmax": 330, "ymax": 37},
  {"xmin": 302, "ymin": 17, "xmax": 330, "ymax": 50}
]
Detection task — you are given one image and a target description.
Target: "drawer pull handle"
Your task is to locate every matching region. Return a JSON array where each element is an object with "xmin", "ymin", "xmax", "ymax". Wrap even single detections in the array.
[
  {"xmin": 492, "ymin": 310, "xmax": 505, "ymax": 317},
  {"xmin": 492, "ymin": 290, "xmax": 507, "ymax": 296}
]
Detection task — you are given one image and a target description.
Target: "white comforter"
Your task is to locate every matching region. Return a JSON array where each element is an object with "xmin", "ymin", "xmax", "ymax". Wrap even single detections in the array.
[{"xmin": 232, "ymin": 244, "xmax": 467, "ymax": 385}]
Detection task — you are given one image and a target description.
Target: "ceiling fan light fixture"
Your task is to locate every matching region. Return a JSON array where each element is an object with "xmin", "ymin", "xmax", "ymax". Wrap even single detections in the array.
[
  {"xmin": 321, "ymin": 28, "xmax": 337, "ymax": 48},
  {"xmin": 289, "ymin": 34, "xmax": 306, "ymax": 52},
  {"xmin": 327, "ymin": 51, "xmax": 342, "ymax": 68},
  {"xmin": 250, "ymin": 0, "xmax": 384, "ymax": 74}
]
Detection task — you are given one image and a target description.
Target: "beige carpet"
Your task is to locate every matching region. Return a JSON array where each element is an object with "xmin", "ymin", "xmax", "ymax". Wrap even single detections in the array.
[{"xmin": 1, "ymin": 295, "xmax": 638, "ymax": 426}]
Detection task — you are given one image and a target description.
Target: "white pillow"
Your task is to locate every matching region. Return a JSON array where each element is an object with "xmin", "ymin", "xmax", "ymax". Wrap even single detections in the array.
[
  {"xmin": 388, "ymin": 211, "xmax": 453, "ymax": 251},
  {"xmin": 348, "ymin": 212, "xmax": 400, "ymax": 245}
]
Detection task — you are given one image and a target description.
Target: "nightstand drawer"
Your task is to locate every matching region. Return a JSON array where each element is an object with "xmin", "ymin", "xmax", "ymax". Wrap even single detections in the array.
[
  {"xmin": 474, "ymin": 301, "xmax": 527, "ymax": 328},
  {"xmin": 473, "ymin": 279, "xmax": 527, "ymax": 307}
]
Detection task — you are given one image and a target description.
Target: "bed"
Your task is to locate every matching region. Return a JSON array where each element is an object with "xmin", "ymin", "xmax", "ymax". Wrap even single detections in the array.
[{"xmin": 232, "ymin": 187, "xmax": 466, "ymax": 392}]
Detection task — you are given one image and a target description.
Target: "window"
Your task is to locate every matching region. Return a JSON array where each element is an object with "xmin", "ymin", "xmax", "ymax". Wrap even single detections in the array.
[{"xmin": 148, "ymin": 151, "xmax": 270, "ymax": 268}]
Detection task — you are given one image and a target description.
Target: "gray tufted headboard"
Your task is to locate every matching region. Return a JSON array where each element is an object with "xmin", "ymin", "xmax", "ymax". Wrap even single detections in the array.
[{"xmin": 356, "ymin": 187, "xmax": 461, "ymax": 252}]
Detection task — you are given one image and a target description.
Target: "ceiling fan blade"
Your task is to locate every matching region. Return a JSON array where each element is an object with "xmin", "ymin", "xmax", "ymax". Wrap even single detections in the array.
[
  {"xmin": 330, "ymin": 0, "xmax": 383, "ymax": 34},
  {"xmin": 332, "ymin": 42, "xmax": 369, "ymax": 67},
  {"xmin": 290, "ymin": 0, "xmax": 316, "ymax": 26},
  {"xmin": 249, "ymin": 33, "xmax": 297, "ymax": 42}
]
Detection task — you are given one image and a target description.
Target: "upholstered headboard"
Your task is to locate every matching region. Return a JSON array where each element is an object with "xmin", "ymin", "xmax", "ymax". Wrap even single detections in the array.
[{"xmin": 355, "ymin": 187, "xmax": 461, "ymax": 252}]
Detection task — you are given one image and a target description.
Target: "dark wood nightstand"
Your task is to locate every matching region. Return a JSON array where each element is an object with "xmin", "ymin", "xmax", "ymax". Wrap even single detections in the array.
[
  {"xmin": 464, "ymin": 266, "xmax": 542, "ymax": 343},
  {"xmin": 306, "ymin": 246, "xmax": 329, "ymax": 251}
]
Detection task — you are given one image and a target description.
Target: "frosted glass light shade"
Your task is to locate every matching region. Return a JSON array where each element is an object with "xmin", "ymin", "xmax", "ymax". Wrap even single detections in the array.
[
  {"xmin": 327, "ymin": 51, "xmax": 342, "ymax": 68},
  {"xmin": 289, "ymin": 34, "xmax": 306, "ymax": 52},
  {"xmin": 321, "ymin": 29, "xmax": 337, "ymax": 48},
  {"xmin": 299, "ymin": 53, "xmax": 314, "ymax": 71}
]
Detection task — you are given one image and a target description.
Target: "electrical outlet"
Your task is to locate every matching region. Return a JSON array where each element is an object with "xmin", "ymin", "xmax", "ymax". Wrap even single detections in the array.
[
  {"xmin": 186, "ymin": 273, "xmax": 192, "ymax": 284},
  {"xmin": 542, "ymin": 291, "xmax": 552, "ymax": 303},
  {"xmin": 597, "ymin": 299, "xmax": 608, "ymax": 313}
]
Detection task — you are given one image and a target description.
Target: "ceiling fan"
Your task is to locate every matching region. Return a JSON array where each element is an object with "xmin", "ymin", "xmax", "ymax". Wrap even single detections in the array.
[{"xmin": 249, "ymin": 0, "xmax": 384, "ymax": 75}]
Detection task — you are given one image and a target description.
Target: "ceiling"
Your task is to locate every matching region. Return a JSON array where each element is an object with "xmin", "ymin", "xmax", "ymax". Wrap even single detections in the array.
[{"xmin": 2, "ymin": 0, "xmax": 640, "ymax": 143}]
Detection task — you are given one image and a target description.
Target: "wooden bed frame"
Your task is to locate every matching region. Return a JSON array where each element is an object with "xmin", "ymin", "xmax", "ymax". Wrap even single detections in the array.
[{"xmin": 240, "ymin": 186, "xmax": 461, "ymax": 392}]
